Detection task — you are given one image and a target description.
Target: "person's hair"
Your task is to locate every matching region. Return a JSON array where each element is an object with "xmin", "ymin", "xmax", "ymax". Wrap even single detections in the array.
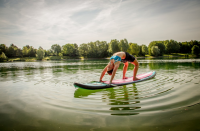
[{"xmin": 107, "ymin": 69, "xmax": 113, "ymax": 75}]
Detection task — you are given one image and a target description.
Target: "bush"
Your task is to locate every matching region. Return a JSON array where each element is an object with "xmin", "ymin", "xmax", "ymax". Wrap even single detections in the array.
[
  {"xmin": 59, "ymin": 53, "xmax": 63, "ymax": 57},
  {"xmin": 0, "ymin": 52, "xmax": 7, "ymax": 61},
  {"xmin": 141, "ymin": 45, "xmax": 148, "ymax": 56},
  {"xmin": 36, "ymin": 48, "xmax": 45, "ymax": 60},
  {"xmin": 151, "ymin": 46, "xmax": 160, "ymax": 56},
  {"xmin": 192, "ymin": 45, "xmax": 200, "ymax": 56}
]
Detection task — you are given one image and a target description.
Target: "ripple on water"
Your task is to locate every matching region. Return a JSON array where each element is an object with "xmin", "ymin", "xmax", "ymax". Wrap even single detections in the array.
[
  {"xmin": 1, "ymin": 60, "xmax": 200, "ymax": 117},
  {"xmin": 70, "ymin": 70, "xmax": 200, "ymax": 115}
]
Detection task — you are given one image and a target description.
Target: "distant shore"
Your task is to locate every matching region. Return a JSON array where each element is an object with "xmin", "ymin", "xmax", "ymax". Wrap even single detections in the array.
[{"xmin": 1, "ymin": 53, "xmax": 198, "ymax": 62}]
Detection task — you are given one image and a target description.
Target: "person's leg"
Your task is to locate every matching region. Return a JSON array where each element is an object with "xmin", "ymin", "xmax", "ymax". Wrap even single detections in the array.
[
  {"xmin": 131, "ymin": 58, "xmax": 139, "ymax": 81},
  {"xmin": 123, "ymin": 62, "xmax": 128, "ymax": 79}
]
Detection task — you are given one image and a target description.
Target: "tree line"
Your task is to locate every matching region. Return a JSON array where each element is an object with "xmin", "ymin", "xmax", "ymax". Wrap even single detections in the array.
[{"xmin": 0, "ymin": 39, "xmax": 200, "ymax": 61}]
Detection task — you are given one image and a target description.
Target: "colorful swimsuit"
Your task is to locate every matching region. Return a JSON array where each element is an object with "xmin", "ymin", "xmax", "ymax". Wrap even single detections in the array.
[
  {"xmin": 110, "ymin": 52, "xmax": 135, "ymax": 63},
  {"xmin": 121, "ymin": 52, "xmax": 135, "ymax": 63},
  {"xmin": 110, "ymin": 55, "xmax": 121, "ymax": 63}
]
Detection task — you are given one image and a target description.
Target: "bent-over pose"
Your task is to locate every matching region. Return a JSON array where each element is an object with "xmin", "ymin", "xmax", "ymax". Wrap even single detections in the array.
[{"xmin": 99, "ymin": 52, "xmax": 139, "ymax": 84}]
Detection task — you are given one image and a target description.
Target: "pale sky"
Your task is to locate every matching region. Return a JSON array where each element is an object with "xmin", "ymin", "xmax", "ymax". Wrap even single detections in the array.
[{"xmin": 0, "ymin": 0, "xmax": 200, "ymax": 49}]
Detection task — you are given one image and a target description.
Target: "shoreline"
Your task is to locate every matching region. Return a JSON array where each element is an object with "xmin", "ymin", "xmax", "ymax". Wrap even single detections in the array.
[{"xmin": 1, "ymin": 54, "xmax": 198, "ymax": 62}]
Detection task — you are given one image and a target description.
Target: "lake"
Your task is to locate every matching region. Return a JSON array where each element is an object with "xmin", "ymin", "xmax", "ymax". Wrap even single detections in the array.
[{"xmin": 0, "ymin": 58, "xmax": 200, "ymax": 131}]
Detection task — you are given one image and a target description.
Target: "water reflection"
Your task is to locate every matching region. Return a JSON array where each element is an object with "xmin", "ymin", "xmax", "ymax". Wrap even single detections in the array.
[
  {"xmin": 107, "ymin": 84, "xmax": 141, "ymax": 115},
  {"xmin": 73, "ymin": 59, "xmax": 200, "ymax": 116},
  {"xmin": 74, "ymin": 84, "xmax": 141, "ymax": 115}
]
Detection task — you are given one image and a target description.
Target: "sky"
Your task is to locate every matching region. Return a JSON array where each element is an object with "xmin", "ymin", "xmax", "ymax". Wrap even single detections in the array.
[{"xmin": 0, "ymin": 0, "xmax": 200, "ymax": 50}]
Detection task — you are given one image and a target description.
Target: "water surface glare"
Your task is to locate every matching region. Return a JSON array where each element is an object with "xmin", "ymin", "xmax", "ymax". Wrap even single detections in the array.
[{"xmin": 0, "ymin": 59, "xmax": 200, "ymax": 131}]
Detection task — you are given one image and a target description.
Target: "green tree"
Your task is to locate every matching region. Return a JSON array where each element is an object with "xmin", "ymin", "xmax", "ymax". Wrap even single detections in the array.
[
  {"xmin": 141, "ymin": 45, "xmax": 148, "ymax": 56},
  {"xmin": 148, "ymin": 41, "xmax": 165, "ymax": 56},
  {"xmin": 59, "ymin": 52, "xmax": 63, "ymax": 57},
  {"xmin": 7, "ymin": 44, "xmax": 15, "ymax": 57},
  {"xmin": 22, "ymin": 45, "xmax": 36, "ymax": 57},
  {"xmin": 22, "ymin": 46, "xmax": 29, "ymax": 56},
  {"xmin": 87, "ymin": 41, "xmax": 109, "ymax": 58},
  {"xmin": 192, "ymin": 45, "xmax": 200, "ymax": 56},
  {"xmin": 79, "ymin": 43, "xmax": 89, "ymax": 57},
  {"xmin": 0, "ymin": 52, "xmax": 7, "ymax": 61},
  {"xmin": 6, "ymin": 44, "xmax": 21, "ymax": 57},
  {"xmin": 62, "ymin": 43, "xmax": 79, "ymax": 57},
  {"xmin": 164, "ymin": 40, "xmax": 172, "ymax": 54},
  {"xmin": 190, "ymin": 40, "xmax": 199, "ymax": 48},
  {"xmin": 108, "ymin": 39, "xmax": 120, "ymax": 54},
  {"xmin": 151, "ymin": 46, "xmax": 160, "ymax": 56},
  {"xmin": 73, "ymin": 44, "xmax": 79, "ymax": 56},
  {"xmin": 51, "ymin": 44, "xmax": 61, "ymax": 56},
  {"xmin": 170, "ymin": 39, "xmax": 180, "ymax": 53},
  {"xmin": 164, "ymin": 40, "xmax": 180, "ymax": 54},
  {"xmin": 157, "ymin": 42, "xmax": 165, "ymax": 55},
  {"xmin": 16, "ymin": 48, "xmax": 23, "ymax": 57},
  {"xmin": 88, "ymin": 42, "xmax": 98, "ymax": 57},
  {"xmin": 0, "ymin": 44, "xmax": 7, "ymax": 54},
  {"xmin": 28, "ymin": 46, "xmax": 36, "ymax": 57},
  {"xmin": 118, "ymin": 38, "xmax": 129, "ymax": 52},
  {"xmin": 45, "ymin": 49, "xmax": 53, "ymax": 56},
  {"xmin": 62, "ymin": 44, "xmax": 75, "ymax": 56},
  {"xmin": 79, "ymin": 41, "xmax": 109, "ymax": 58},
  {"xmin": 179, "ymin": 42, "xmax": 191, "ymax": 53},
  {"xmin": 96, "ymin": 41, "xmax": 109, "ymax": 58},
  {"xmin": 127, "ymin": 43, "xmax": 140, "ymax": 56},
  {"xmin": 36, "ymin": 47, "xmax": 45, "ymax": 60}
]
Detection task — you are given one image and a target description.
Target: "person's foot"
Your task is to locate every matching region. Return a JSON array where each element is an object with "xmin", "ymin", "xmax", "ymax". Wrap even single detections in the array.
[
  {"xmin": 133, "ymin": 77, "xmax": 140, "ymax": 81},
  {"xmin": 123, "ymin": 76, "xmax": 128, "ymax": 79}
]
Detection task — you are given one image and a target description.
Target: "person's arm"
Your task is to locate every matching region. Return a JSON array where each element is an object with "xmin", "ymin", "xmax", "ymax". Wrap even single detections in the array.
[
  {"xmin": 99, "ymin": 64, "xmax": 108, "ymax": 82},
  {"xmin": 123, "ymin": 62, "xmax": 128, "ymax": 79},
  {"xmin": 109, "ymin": 63, "xmax": 120, "ymax": 84}
]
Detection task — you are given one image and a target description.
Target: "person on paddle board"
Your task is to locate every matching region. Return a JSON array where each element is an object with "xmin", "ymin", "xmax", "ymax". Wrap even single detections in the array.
[{"xmin": 99, "ymin": 52, "xmax": 139, "ymax": 84}]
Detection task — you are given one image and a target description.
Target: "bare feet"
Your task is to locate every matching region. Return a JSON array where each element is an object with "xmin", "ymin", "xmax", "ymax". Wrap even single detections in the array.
[
  {"xmin": 123, "ymin": 76, "xmax": 128, "ymax": 79},
  {"xmin": 133, "ymin": 77, "xmax": 140, "ymax": 81}
]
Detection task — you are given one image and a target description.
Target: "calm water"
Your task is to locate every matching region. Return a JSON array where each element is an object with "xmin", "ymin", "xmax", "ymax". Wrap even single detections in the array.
[{"xmin": 0, "ymin": 58, "xmax": 200, "ymax": 131}]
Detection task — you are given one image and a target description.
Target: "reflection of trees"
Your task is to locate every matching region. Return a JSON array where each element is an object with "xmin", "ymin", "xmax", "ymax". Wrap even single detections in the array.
[
  {"xmin": 74, "ymin": 88, "xmax": 101, "ymax": 98},
  {"xmin": 191, "ymin": 61, "xmax": 200, "ymax": 69},
  {"xmin": 148, "ymin": 62, "xmax": 199, "ymax": 70},
  {"xmin": 105, "ymin": 84, "xmax": 141, "ymax": 115},
  {"xmin": 0, "ymin": 68, "xmax": 8, "ymax": 78},
  {"xmin": 74, "ymin": 84, "xmax": 141, "ymax": 116},
  {"xmin": 139, "ymin": 63, "xmax": 148, "ymax": 68}
]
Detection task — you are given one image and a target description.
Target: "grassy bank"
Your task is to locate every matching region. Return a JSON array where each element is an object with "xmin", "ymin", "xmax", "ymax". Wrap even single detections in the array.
[
  {"xmin": 144, "ymin": 53, "xmax": 197, "ymax": 58},
  {"xmin": 163, "ymin": 53, "xmax": 198, "ymax": 58}
]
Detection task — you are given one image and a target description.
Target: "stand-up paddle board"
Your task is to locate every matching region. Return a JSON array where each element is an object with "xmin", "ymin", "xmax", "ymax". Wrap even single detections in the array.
[{"xmin": 74, "ymin": 71, "xmax": 156, "ymax": 90}]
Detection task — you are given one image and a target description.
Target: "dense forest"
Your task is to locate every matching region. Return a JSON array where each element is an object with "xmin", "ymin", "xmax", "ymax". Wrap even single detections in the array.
[{"xmin": 0, "ymin": 39, "xmax": 200, "ymax": 61}]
